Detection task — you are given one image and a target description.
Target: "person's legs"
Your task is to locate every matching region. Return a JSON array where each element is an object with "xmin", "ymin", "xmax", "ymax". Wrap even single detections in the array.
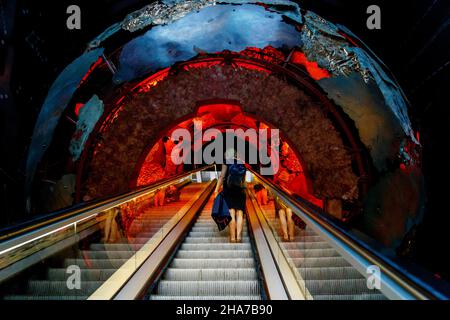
[
  {"xmin": 286, "ymin": 208, "xmax": 295, "ymax": 241},
  {"xmin": 159, "ymin": 190, "xmax": 165, "ymax": 206},
  {"xmin": 154, "ymin": 191, "xmax": 160, "ymax": 207},
  {"xmin": 262, "ymin": 189, "xmax": 268, "ymax": 205},
  {"xmin": 229, "ymin": 209, "xmax": 236, "ymax": 242},
  {"xmin": 256, "ymin": 191, "xmax": 263, "ymax": 205},
  {"xmin": 278, "ymin": 209, "xmax": 289, "ymax": 241},
  {"xmin": 154, "ymin": 190, "xmax": 164, "ymax": 207},
  {"xmin": 236, "ymin": 210, "xmax": 244, "ymax": 241}
]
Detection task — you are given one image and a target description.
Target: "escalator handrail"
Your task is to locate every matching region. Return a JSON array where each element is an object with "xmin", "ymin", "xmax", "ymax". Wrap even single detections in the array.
[
  {"xmin": 0, "ymin": 165, "xmax": 215, "ymax": 245},
  {"xmin": 249, "ymin": 168, "xmax": 448, "ymax": 300}
]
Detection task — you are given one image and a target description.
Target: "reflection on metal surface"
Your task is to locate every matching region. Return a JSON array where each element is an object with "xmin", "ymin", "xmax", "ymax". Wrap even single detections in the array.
[
  {"xmin": 122, "ymin": 0, "xmax": 216, "ymax": 32},
  {"xmin": 69, "ymin": 95, "xmax": 104, "ymax": 161},
  {"xmin": 115, "ymin": 4, "xmax": 299, "ymax": 82},
  {"xmin": 25, "ymin": 48, "xmax": 104, "ymax": 198},
  {"xmin": 301, "ymin": 11, "xmax": 416, "ymax": 142},
  {"xmin": 301, "ymin": 11, "xmax": 370, "ymax": 83}
]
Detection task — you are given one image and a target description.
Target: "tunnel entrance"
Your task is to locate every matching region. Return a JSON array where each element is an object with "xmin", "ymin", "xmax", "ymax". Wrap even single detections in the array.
[{"xmin": 131, "ymin": 99, "xmax": 324, "ymax": 209}]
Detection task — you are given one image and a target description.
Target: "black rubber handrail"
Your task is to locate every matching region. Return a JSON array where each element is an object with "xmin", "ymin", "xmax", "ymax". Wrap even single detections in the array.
[
  {"xmin": 249, "ymin": 168, "xmax": 449, "ymax": 300},
  {"xmin": 0, "ymin": 165, "xmax": 215, "ymax": 243}
]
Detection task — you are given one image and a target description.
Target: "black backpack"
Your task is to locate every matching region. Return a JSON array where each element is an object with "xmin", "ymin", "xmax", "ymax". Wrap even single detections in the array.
[{"xmin": 226, "ymin": 163, "xmax": 246, "ymax": 188}]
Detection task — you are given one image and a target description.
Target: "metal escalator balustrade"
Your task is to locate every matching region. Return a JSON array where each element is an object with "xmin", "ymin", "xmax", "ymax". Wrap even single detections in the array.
[
  {"xmin": 0, "ymin": 166, "xmax": 215, "ymax": 300},
  {"xmin": 248, "ymin": 168, "xmax": 448, "ymax": 300}
]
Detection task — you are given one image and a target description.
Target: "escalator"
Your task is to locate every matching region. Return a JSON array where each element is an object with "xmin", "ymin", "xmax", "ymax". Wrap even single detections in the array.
[
  {"xmin": 149, "ymin": 197, "xmax": 262, "ymax": 300},
  {"xmin": 0, "ymin": 166, "xmax": 444, "ymax": 300},
  {"xmin": 258, "ymin": 201, "xmax": 385, "ymax": 300},
  {"xmin": 0, "ymin": 182, "xmax": 207, "ymax": 300}
]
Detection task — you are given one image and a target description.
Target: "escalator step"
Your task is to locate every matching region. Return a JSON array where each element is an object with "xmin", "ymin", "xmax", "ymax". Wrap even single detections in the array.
[
  {"xmin": 64, "ymin": 258, "xmax": 129, "ymax": 269},
  {"xmin": 176, "ymin": 250, "xmax": 253, "ymax": 259},
  {"xmin": 191, "ymin": 226, "xmax": 229, "ymax": 232},
  {"xmin": 181, "ymin": 243, "xmax": 252, "ymax": 251},
  {"xmin": 164, "ymin": 268, "xmax": 257, "ymax": 281},
  {"xmin": 184, "ymin": 237, "xmax": 250, "ymax": 244},
  {"xmin": 78, "ymin": 250, "xmax": 135, "ymax": 260},
  {"xmin": 291, "ymin": 257, "xmax": 351, "ymax": 268},
  {"xmin": 297, "ymin": 267, "xmax": 365, "ymax": 280},
  {"xmin": 170, "ymin": 258, "xmax": 255, "ymax": 269},
  {"xmin": 89, "ymin": 243, "xmax": 136, "ymax": 251},
  {"xmin": 27, "ymin": 280, "xmax": 103, "ymax": 295},
  {"xmin": 47, "ymin": 268, "xmax": 116, "ymax": 281},
  {"xmin": 285, "ymin": 248, "xmax": 341, "ymax": 259},
  {"xmin": 188, "ymin": 231, "xmax": 248, "ymax": 237},
  {"xmin": 155, "ymin": 280, "xmax": 260, "ymax": 296},
  {"xmin": 304, "ymin": 279, "xmax": 375, "ymax": 296},
  {"xmin": 281, "ymin": 242, "xmax": 331, "ymax": 250}
]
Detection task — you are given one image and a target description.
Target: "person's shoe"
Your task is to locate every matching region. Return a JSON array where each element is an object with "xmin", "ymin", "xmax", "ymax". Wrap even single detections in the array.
[{"xmin": 230, "ymin": 238, "xmax": 237, "ymax": 243}]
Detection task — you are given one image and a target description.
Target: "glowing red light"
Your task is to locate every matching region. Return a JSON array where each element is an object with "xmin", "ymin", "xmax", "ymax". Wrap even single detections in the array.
[
  {"xmin": 74, "ymin": 103, "xmax": 85, "ymax": 117},
  {"xmin": 290, "ymin": 51, "xmax": 331, "ymax": 81},
  {"xmin": 79, "ymin": 57, "xmax": 103, "ymax": 87}
]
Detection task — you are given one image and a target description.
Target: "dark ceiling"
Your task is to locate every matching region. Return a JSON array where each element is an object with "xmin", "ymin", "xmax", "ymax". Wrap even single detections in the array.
[{"xmin": 0, "ymin": 0, "xmax": 449, "ymax": 278}]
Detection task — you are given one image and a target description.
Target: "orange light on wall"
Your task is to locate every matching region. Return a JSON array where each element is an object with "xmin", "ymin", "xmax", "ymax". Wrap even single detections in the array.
[{"xmin": 290, "ymin": 51, "xmax": 331, "ymax": 81}]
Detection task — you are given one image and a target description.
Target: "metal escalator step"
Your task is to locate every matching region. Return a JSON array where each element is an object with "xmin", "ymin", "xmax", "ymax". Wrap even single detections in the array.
[
  {"xmin": 191, "ymin": 226, "xmax": 228, "ymax": 232},
  {"xmin": 292, "ymin": 257, "xmax": 351, "ymax": 268},
  {"xmin": 64, "ymin": 258, "xmax": 129, "ymax": 269},
  {"xmin": 128, "ymin": 237, "xmax": 158, "ymax": 244},
  {"xmin": 281, "ymin": 242, "xmax": 331, "ymax": 250},
  {"xmin": 297, "ymin": 266, "xmax": 365, "ymax": 280},
  {"xmin": 285, "ymin": 248, "xmax": 341, "ymax": 259},
  {"xmin": 156, "ymin": 280, "xmax": 260, "ymax": 296},
  {"xmin": 170, "ymin": 258, "xmax": 255, "ymax": 269},
  {"xmin": 150, "ymin": 295, "xmax": 261, "ymax": 300},
  {"xmin": 188, "ymin": 231, "xmax": 248, "ymax": 237},
  {"xmin": 184, "ymin": 237, "xmax": 250, "ymax": 244},
  {"xmin": 176, "ymin": 250, "xmax": 253, "ymax": 259},
  {"xmin": 304, "ymin": 278, "xmax": 376, "ymax": 296},
  {"xmin": 164, "ymin": 268, "xmax": 257, "ymax": 281},
  {"xmin": 78, "ymin": 250, "xmax": 135, "ymax": 260},
  {"xmin": 181, "ymin": 243, "xmax": 252, "ymax": 251},
  {"xmin": 289, "ymin": 235, "xmax": 323, "ymax": 242},
  {"xmin": 89, "ymin": 243, "xmax": 136, "ymax": 251},
  {"xmin": 47, "ymin": 268, "xmax": 116, "ymax": 281},
  {"xmin": 195, "ymin": 220, "xmax": 244, "ymax": 225},
  {"xmin": 27, "ymin": 280, "xmax": 103, "ymax": 296},
  {"xmin": 313, "ymin": 293, "xmax": 387, "ymax": 300}
]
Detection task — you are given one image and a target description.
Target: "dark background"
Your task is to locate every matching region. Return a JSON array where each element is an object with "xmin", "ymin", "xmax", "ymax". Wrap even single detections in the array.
[{"xmin": 0, "ymin": 0, "xmax": 449, "ymax": 279}]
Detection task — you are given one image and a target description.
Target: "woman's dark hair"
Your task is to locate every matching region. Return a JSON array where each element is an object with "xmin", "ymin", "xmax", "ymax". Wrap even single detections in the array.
[{"xmin": 253, "ymin": 184, "xmax": 264, "ymax": 192}]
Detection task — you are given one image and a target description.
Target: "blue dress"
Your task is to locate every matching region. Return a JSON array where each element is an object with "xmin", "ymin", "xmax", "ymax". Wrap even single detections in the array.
[{"xmin": 222, "ymin": 163, "xmax": 246, "ymax": 212}]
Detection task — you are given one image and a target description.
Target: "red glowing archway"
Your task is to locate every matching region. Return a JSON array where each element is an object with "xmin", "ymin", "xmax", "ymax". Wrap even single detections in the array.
[{"xmin": 133, "ymin": 99, "xmax": 323, "ymax": 207}]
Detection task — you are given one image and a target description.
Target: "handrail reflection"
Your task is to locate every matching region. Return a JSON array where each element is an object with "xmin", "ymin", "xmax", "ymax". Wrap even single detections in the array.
[{"xmin": 0, "ymin": 165, "xmax": 215, "ymax": 244}]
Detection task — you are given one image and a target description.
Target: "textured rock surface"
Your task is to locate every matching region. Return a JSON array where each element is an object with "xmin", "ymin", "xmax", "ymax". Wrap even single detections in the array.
[{"xmin": 85, "ymin": 65, "xmax": 358, "ymax": 200}]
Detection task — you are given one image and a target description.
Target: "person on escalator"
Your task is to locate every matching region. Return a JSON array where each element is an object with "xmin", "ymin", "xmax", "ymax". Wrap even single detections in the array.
[
  {"xmin": 214, "ymin": 149, "xmax": 247, "ymax": 243},
  {"xmin": 254, "ymin": 184, "xmax": 268, "ymax": 205},
  {"xmin": 274, "ymin": 196, "xmax": 306, "ymax": 242}
]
